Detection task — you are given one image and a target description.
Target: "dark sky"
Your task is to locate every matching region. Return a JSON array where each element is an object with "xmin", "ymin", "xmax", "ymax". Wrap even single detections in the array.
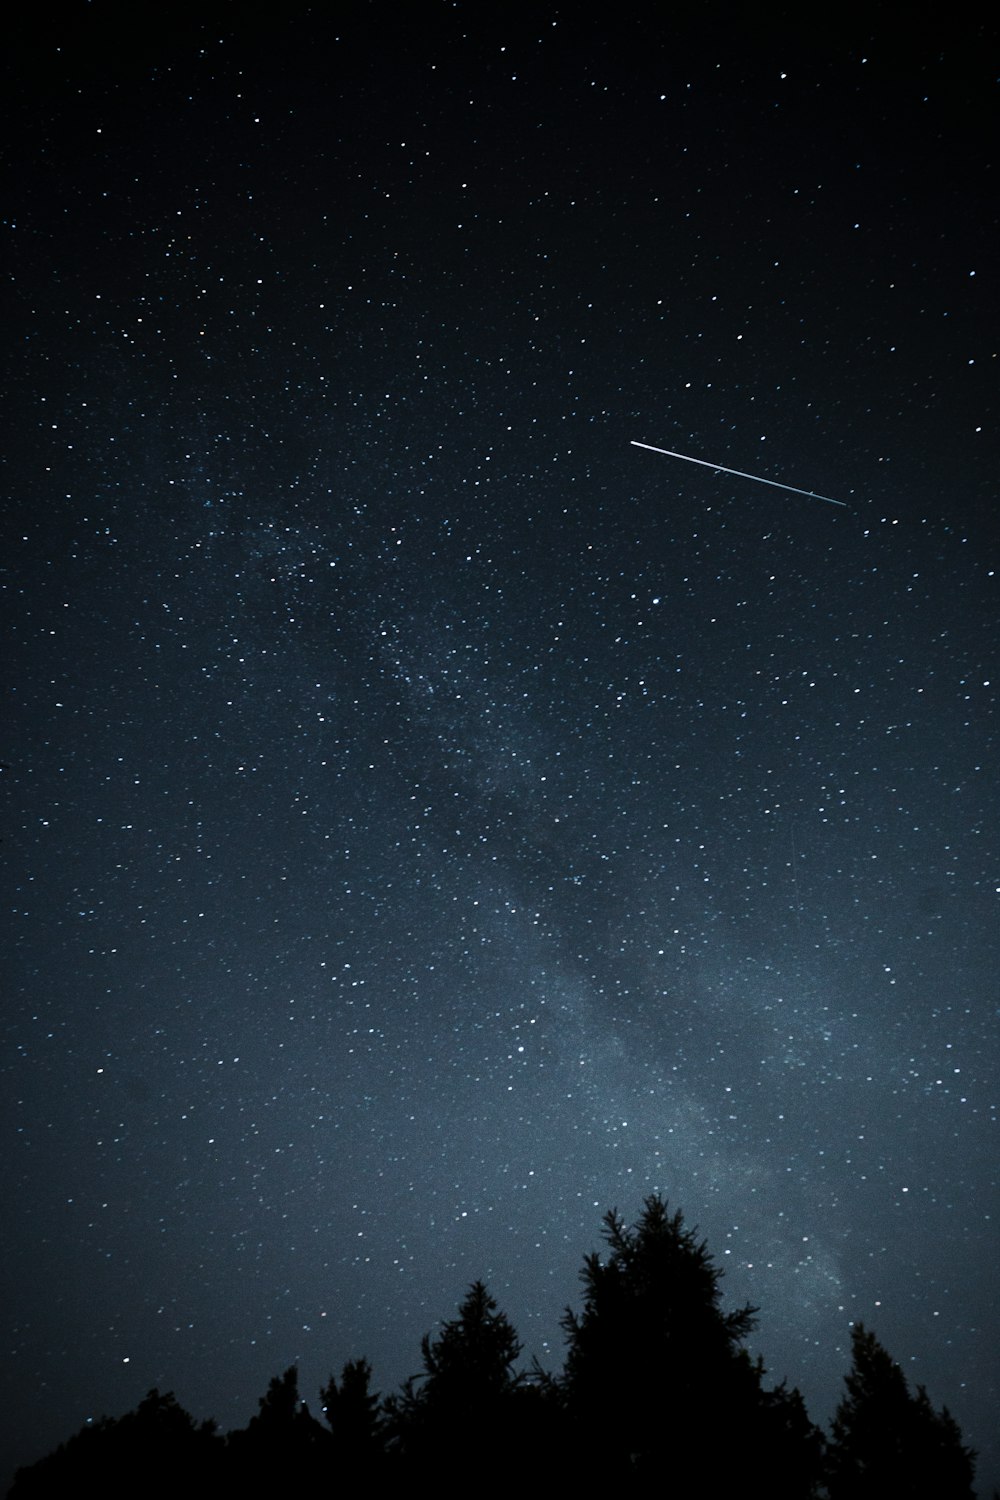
[{"xmin": 3, "ymin": 3, "xmax": 997, "ymax": 1490}]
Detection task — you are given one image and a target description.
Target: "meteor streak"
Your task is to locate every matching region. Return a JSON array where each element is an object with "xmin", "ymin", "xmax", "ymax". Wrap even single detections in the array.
[{"xmin": 630, "ymin": 440, "xmax": 848, "ymax": 507}]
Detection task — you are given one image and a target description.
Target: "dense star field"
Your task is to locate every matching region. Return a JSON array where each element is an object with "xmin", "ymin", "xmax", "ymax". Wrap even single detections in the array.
[{"xmin": 3, "ymin": 5, "xmax": 997, "ymax": 1490}]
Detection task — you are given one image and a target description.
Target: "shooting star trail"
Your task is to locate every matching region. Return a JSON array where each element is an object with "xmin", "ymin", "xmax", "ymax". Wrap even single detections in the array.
[{"xmin": 630, "ymin": 440, "xmax": 848, "ymax": 507}]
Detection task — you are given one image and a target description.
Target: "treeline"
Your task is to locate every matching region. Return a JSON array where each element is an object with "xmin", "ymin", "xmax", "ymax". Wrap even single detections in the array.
[{"xmin": 10, "ymin": 1197, "xmax": 977, "ymax": 1498}]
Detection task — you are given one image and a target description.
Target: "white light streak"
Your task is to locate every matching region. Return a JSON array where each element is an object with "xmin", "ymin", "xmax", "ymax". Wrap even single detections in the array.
[{"xmin": 630, "ymin": 440, "xmax": 848, "ymax": 507}]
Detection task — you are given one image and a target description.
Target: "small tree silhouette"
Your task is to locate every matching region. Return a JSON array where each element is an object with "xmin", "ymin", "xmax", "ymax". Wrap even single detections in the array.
[
  {"xmin": 320, "ymin": 1356, "xmax": 383, "ymax": 1477},
  {"xmin": 420, "ymin": 1279, "xmax": 523, "ymax": 1403},
  {"xmin": 228, "ymin": 1365, "xmax": 329, "ymax": 1488},
  {"xmin": 385, "ymin": 1280, "xmax": 534, "ymax": 1478}
]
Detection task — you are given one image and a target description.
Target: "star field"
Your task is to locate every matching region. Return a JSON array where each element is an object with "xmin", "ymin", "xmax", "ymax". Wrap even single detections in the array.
[{"xmin": 2, "ymin": 6, "xmax": 997, "ymax": 1491}]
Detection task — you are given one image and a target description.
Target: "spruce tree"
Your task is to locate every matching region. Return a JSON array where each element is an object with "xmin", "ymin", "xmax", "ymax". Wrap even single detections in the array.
[
  {"xmin": 826, "ymin": 1324, "xmax": 976, "ymax": 1499},
  {"xmin": 385, "ymin": 1280, "xmax": 534, "ymax": 1479},
  {"xmin": 419, "ymin": 1279, "xmax": 522, "ymax": 1403},
  {"xmin": 320, "ymin": 1357, "xmax": 383, "ymax": 1478},
  {"xmin": 560, "ymin": 1195, "xmax": 821, "ymax": 1492}
]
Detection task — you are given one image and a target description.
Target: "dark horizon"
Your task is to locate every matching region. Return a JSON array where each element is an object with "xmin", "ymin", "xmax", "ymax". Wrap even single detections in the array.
[{"xmin": 9, "ymin": 1197, "xmax": 978, "ymax": 1498}]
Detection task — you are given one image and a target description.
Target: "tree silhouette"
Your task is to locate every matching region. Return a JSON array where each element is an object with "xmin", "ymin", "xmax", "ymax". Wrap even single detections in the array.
[
  {"xmin": 560, "ymin": 1195, "xmax": 821, "ymax": 1492},
  {"xmin": 320, "ymin": 1356, "xmax": 383, "ymax": 1478},
  {"xmin": 758, "ymin": 1377, "xmax": 827, "ymax": 1500},
  {"xmin": 420, "ymin": 1278, "xmax": 522, "ymax": 1401},
  {"xmin": 384, "ymin": 1279, "xmax": 553, "ymax": 1479},
  {"xmin": 227, "ymin": 1365, "xmax": 329, "ymax": 1489},
  {"xmin": 8, "ymin": 1196, "xmax": 978, "ymax": 1496},
  {"xmin": 8, "ymin": 1389, "xmax": 222, "ymax": 1499},
  {"xmin": 826, "ymin": 1323, "xmax": 976, "ymax": 1498}
]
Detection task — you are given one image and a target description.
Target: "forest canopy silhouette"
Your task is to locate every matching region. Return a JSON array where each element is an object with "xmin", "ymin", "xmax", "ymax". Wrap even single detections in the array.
[{"xmin": 9, "ymin": 1196, "xmax": 977, "ymax": 1499}]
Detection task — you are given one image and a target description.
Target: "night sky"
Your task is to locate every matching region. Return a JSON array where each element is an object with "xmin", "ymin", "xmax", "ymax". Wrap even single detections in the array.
[{"xmin": 3, "ymin": 4, "xmax": 998, "ymax": 1490}]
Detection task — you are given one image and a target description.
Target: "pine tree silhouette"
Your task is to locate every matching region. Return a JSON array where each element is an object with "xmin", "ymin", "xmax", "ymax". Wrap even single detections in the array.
[
  {"xmin": 420, "ymin": 1279, "xmax": 522, "ymax": 1401},
  {"xmin": 560, "ymin": 1195, "xmax": 821, "ymax": 1492},
  {"xmin": 320, "ymin": 1356, "xmax": 383, "ymax": 1478},
  {"xmin": 227, "ymin": 1365, "xmax": 329, "ymax": 1489},
  {"xmin": 384, "ymin": 1279, "xmax": 547, "ymax": 1480},
  {"xmin": 826, "ymin": 1324, "xmax": 975, "ymax": 1499}
]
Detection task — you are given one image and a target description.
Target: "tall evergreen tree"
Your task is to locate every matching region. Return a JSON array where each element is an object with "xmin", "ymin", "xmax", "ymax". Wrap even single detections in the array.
[
  {"xmin": 560, "ymin": 1195, "xmax": 822, "ymax": 1493},
  {"xmin": 826, "ymin": 1324, "xmax": 976, "ymax": 1499}
]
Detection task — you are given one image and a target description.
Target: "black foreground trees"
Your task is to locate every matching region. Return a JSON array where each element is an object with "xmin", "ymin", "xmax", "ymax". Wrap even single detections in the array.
[
  {"xmin": 9, "ymin": 1195, "xmax": 978, "ymax": 1499},
  {"xmin": 6, "ymin": 1389, "xmax": 223, "ymax": 1499},
  {"xmin": 225, "ymin": 1365, "xmax": 329, "ymax": 1490}
]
